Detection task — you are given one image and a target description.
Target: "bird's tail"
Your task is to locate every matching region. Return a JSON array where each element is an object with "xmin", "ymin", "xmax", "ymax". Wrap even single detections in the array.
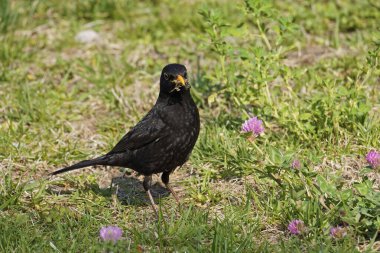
[{"xmin": 50, "ymin": 155, "xmax": 109, "ymax": 176}]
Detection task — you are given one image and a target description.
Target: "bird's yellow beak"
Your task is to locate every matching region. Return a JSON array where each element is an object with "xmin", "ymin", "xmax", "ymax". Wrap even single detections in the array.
[{"xmin": 176, "ymin": 75, "xmax": 186, "ymax": 86}]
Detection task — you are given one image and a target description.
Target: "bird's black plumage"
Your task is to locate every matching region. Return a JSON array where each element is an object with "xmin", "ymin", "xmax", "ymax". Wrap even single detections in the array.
[{"xmin": 51, "ymin": 64, "xmax": 200, "ymax": 214}]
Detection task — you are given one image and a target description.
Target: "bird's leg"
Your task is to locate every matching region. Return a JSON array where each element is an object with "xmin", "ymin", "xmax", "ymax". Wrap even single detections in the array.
[
  {"xmin": 161, "ymin": 172, "xmax": 180, "ymax": 204},
  {"xmin": 143, "ymin": 175, "xmax": 158, "ymax": 217},
  {"xmin": 167, "ymin": 184, "xmax": 180, "ymax": 204}
]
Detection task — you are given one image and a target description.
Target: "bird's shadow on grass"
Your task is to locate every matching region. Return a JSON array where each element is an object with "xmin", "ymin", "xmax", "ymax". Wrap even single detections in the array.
[{"xmin": 89, "ymin": 175, "xmax": 171, "ymax": 207}]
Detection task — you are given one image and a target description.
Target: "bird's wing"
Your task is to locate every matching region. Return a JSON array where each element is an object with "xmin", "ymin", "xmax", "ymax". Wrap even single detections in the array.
[{"xmin": 107, "ymin": 110, "xmax": 168, "ymax": 154}]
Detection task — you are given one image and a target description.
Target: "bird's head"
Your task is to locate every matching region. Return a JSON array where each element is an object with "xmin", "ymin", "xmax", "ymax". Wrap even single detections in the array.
[{"xmin": 160, "ymin": 64, "xmax": 190, "ymax": 95}]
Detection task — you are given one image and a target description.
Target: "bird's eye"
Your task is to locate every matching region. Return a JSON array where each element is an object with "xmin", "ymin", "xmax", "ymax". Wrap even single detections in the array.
[{"xmin": 163, "ymin": 73, "xmax": 169, "ymax": 80}]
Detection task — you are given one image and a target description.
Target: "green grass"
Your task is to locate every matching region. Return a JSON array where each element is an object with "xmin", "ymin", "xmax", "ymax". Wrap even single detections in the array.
[{"xmin": 1, "ymin": 0, "xmax": 379, "ymax": 252}]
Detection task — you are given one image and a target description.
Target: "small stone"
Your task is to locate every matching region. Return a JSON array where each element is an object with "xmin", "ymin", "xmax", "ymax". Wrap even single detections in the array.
[{"xmin": 75, "ymin": 30, "xmax": 100, "ymax": 44}]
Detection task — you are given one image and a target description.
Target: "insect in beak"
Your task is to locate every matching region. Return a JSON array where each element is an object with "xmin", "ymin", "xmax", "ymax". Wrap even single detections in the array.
[{"xmin": 170, "ymin": 75, "xmax": 188, "ymax": 92}]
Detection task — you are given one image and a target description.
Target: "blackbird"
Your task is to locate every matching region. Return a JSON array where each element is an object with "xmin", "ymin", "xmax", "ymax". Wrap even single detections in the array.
[{"xmin": 50, "ymin": 64, "xmax": 200, "ymax": 215}]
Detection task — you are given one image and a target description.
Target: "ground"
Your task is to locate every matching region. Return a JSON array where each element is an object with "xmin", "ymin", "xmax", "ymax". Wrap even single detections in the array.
[{"xmin": 0, "ymin": 0, "xmax": 379, "ymax": 252}]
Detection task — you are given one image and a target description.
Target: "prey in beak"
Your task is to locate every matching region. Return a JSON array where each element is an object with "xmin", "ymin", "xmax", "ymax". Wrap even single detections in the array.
[{"xmin": 170, "ymin": 75, "xmax": 190, "ymax": 92}]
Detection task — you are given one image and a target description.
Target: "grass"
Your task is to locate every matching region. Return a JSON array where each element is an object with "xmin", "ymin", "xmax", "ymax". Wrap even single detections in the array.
[{"xmin": 1, "ymin": 0, "xmax": 379, "ymax": 252}]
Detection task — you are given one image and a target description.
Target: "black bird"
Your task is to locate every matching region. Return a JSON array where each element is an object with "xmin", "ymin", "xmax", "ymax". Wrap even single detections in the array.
[{"xmin": 50, "ymin": 64, "xmax": 200, "ymax": 215}]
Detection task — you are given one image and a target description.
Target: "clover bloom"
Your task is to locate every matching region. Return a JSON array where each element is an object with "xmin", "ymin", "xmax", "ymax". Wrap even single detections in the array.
[
  {"xmin": 330, "ymin": 226, "xmax": 347, "ymax": 239},
  {"xmin": 100, "ymin": 226, "xmax": 123, "ymax": 242},
  {"xmin": 291, "ymin": 159, "xmax": 301, "ymax": 169},
  {"xmin": 366, "ymin": 150, "xmax": 380, "ymax": 168},
  {"xmin": 288, "ymin": 219, "xmax": 305, "ymax": 235},
  {"xmin": 241, "ymin": 117, "xmax": 264, "ymax": 136}
]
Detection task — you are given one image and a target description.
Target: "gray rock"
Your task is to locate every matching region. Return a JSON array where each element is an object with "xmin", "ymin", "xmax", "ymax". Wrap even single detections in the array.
[{"xmin": 75, "ymin": 30, "xmax": 100, "ymax": 43}]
